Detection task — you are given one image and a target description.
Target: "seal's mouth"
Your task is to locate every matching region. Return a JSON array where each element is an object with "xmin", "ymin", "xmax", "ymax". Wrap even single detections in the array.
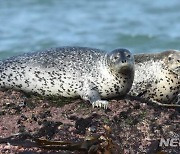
[{"xmin": 118, "ymin": 63, "xmax": 134, "ymax": 74}]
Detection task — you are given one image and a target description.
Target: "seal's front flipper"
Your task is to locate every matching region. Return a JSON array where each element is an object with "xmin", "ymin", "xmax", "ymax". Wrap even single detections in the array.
[
  {"xmin": 80, "ymin": 89, "xmax": 109, "ymax": 109},
  {"xmin": 78, "ymin": 82, "xmax": 109, "ymax": 109}
]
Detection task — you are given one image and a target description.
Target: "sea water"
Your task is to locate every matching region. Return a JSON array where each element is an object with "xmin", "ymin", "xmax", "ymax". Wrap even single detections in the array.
[{"xmin": 0, "ymin": 0, "xmax": 180, "ymax": 59}]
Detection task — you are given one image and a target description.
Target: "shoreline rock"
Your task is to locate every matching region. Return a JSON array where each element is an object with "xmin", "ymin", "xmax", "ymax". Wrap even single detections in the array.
[{"xmin": 0, "ymin": 90, "xmax": 179, "ymax": 153}]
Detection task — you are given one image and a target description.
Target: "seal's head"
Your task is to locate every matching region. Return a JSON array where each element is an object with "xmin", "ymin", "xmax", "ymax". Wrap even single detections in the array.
[
  {"xmin": 107, "ymin": 48, "xmax": 134, "ymax": 74},
  {"xmin": 163, "ymin": 50, "xmax": 180, "ymax": 74}
]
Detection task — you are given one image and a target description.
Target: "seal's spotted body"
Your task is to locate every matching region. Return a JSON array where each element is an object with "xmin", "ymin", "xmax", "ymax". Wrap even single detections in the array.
[
  {"xmin": 0, "ymin": 47, "xmax": 134, "ymax": 108},
  {"xmin": 129, "ymin": 50, "xmax": 180, "ymax": 105}
]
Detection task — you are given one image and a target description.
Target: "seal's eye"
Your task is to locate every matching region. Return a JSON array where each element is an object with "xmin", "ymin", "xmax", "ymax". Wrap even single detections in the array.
[
  {"xmin": 124, "ymin": 52, "xmax": 131, "ymax": 58},
  {"xmin": 114, "ymin": 56, "xmax": 119, "ymax": 60},
  {"xmin": 127, "ymin": 54, "xmax": 131, "ymax": 58},
  {"xmin": 168, "ymin": 56, "xmax": 172, "ymax": 61},
  {"xmin": 113, "ymin": 53, "xmax": 120, "ymax": 61}
]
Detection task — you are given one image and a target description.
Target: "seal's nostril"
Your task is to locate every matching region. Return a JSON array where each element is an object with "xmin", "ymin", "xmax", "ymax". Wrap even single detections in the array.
[
  {"xmin": 122, "ymin": 60, "xmax": 127, "ymax": 63},
  {"xmin": 177, "ymin": 60, "xmax": 180, "ymax": 63}
]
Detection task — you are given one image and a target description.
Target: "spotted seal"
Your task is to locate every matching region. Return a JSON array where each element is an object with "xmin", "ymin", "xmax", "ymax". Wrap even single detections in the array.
[
  {"xmin": 129, "ymin": 50, "xmax": 180, "ymax": 107},
  {"xmin": 0, "ymin": 46, "xmax": 134, "ymax": 109}
]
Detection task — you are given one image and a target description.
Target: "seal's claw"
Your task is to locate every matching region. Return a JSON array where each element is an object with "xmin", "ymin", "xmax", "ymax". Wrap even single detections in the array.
[
  {"xmin": 92, "ymin": 100, "xmax": 109, "ymax": 109},
  {"xmin": 176, "ymin": 94, "xmax": 180, "ymax": 104}
]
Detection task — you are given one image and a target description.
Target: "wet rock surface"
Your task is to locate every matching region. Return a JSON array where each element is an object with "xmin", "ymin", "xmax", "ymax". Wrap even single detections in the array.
[{"xmin": 0, "ymin": 90, "xmax": 179, "ymax": 153}]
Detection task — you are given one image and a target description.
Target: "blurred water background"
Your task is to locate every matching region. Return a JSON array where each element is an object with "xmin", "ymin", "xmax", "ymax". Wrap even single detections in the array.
[{"xmin": 0, "ymin": 0, "xmax": 180, "ymax": 59}]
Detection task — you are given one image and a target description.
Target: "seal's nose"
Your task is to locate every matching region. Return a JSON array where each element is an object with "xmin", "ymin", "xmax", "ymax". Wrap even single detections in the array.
[{"xmin": 122, "ymin": 60, "xmax": 127, "ymax": 63}]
